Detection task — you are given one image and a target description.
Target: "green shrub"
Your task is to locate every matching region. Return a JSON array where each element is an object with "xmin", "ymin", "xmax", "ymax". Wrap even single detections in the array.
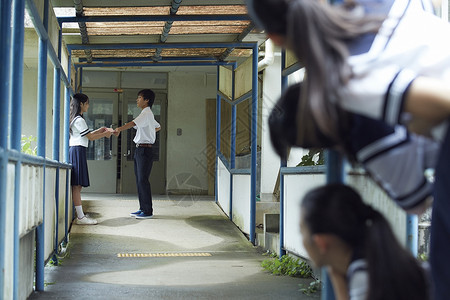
[
  {"xmin": 261, "ymin": 254, "xmax": 313, "ymax": 278},
  {"xmin": 299, "ymin": 279, "xmax": 322, "ymax": 295},
  {"xmin": 297, "ymin": 149, "xmax": 324, "ymax": 166},
  {"xmin": 21, "ymin": 135, "xmax": 37, "ymax": 156}
]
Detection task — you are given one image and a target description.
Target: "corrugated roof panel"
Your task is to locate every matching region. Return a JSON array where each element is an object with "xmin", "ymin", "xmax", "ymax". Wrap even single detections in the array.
[
  {"xmin": 82, "ymin": 5, "xmax": 247, "ymax": 16},
  {"xmin": 62, "ymin": 2, "xmax": 260, "ymax": 63},
  {"xmin": 170, "ymin": 25, "xmax": 248, "ymax": 34},
  {"xmin": 161, "ymin": 48, "xmax": 226, "ymax": 57},
  {"xmin": 72, "ymin": 48, "xmax": 240, "ymax": 59},
  {"xmin": 83, "ymin": 7, "xmax": 169, "ymax": 16},
  {"xmin": 86, "ymin": 22, "xmax": 165, "ymax": 28},
  {"xmin": 173, "ymin": 21, "xmax": 250, "ymax": 26},
  {"xmin": 228, "ymin": 49, "xmax": 252, "ymax": 57},
  {"xmin": 86, "ymin": 22, "xmax": 164, "ymax": 35},
  {"xmin": 72, "ymin": 48, "xmax": 254, "ymax": 61},
  {"xmin": 85, "ymin": 21, "xmax": 250, "ymax": 36},
  {"xmin": 176, "ymin": 5, "xmax": 248, "ymax": 15},
  {"xmin": 86, "ymin": 28, "xmax": 163, "ymax": 35},
  {"xmin": 72, "ymin": 49, "xmax": 157, "ymax": 58}
]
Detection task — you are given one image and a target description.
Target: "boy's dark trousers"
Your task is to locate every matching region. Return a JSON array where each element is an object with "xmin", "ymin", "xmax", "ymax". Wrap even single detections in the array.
[{"xmin": 134, "ymin": 147, "xmax": 154, "ymax": 215}]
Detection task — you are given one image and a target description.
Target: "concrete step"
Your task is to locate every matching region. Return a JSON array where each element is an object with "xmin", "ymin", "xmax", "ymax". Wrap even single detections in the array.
[
  {"xmin": 264, "ymin": 232, "xmax": 280, "ymax": 254},
  {"xmin": 256, "ymin": 231, "xmax": 280, "ymax": 255},
  {"xmin": 256, "ymin": 230, "xmax": 265, "ymax": 248},
  {"xmin": 255, "ymin": 213, "xmax": 281, "ymax": 255},
  {"xmin": 258, "ymin": 193, "xmax": 278, "ymax": 202},
  {"xmin": 256, "ymin": 202, "xmax": 280, "ymax": 227},
  {"xmin": 255, "ymin": 193, "xmax": 280, "ymax": 227}
]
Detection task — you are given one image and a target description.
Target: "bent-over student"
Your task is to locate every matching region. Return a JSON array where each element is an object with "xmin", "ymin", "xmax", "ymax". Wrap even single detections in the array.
[{"xmin": 300, "ymin": 184, "xmax": 429, "ymax": 300}]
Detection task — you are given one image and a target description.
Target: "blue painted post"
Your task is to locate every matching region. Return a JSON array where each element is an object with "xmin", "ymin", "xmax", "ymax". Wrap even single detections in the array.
[
  {"xmin": 230, "ymin": 63, "xmax": 237, "ymax": 220},
  {"xmin": 279, "ymin": 161, "xmax": 286, "ymax": 258},
  {"xmin": 64, "ymin": 170, "xmax": 70, "ymax": 244},
  {"xmin": 407, "ymin": 214, "xmax": 418, "ymax": 256},
  {"xmin": 67, "ymin": 42, "xmax": 256, "ymax": 51},
  {"xmin": 0, "ymin": 146, "xmax": 7, "ymax": 299},
  {"xmin": 78, "ymin": 56, "xmax": 219, "ymax": 63},
  {"xmin": 0, "ymin": 0, "xmax": 12, "ymax": 134},
  {"xmin": 73, "ymin": 61, "xmax": 234, "ymax": 69},
  {"xmin": 0, "ymin": 1, "xmax": 12, "ymax": 297},
  {"xmin": 79, "ymin": 67, "xmax": 83, "ymax": 93},
  {"xmin": 52, "ymin": 27, "xmax": 62, "ymax": 264},
  {"xmin": 36, "ymin": 0, "xmax": 49, "ymax": 292},
  {"xmin": 63, "ymin": 53, "xmax": 71, "ymax": 243},
  {"xmin": 250, "ymin": 44, "xmax": 258, "ymax": 244},
  {"xmin": 279, "ymin": 50, "xmax": 288, "ymax": 258},
  {"xmin": 10, "ymin": 0, "xmax": 25, "ymax": 298},
  {"xmin": 63, "ymin": 54, "xmax": 71, "ymax": 163},
  {"xmin": 215, "ymin": 65, "xmax": 221, "ymax": 204},
  {"xmin": 9, "ymin": 0, "xmax": 25, "ymax": 150},
  {"xmin": 58, "ymin": 14, "xmax": 250, "ymax": 23},
  {"xmin": 74, "ymin": 66, "xmax": 78, "ymax": 93},
  {"xmin": 325, "ymin": 150, "xmax": 345, "ymax": 182},
  {"xmin": 324, "ymin": 1, "xmax": 343, "ymax": 297},
  {"xmin": 54, "ymin": 27, "xmax": 62, "ymax": 155},
  {"xmin": 281, "ymin": 51, "xmax": 288, "ymax": 90},
  {"xmin": 230, "ymin": 63, "xmax": 237, "ymax": 170},
  {"xmin": 322, "ymin": 150, "xmax": 345, "ymax": 300}
]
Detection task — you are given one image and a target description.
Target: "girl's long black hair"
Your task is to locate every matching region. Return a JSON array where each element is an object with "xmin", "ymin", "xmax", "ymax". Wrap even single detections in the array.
[
  {"xmin": 247, "ymin": 0, "xmax": 383, "ymax": 144},
  {"xmin": 69, "ymin": 93, "xmax": 89, "ymax": 125},
  {"xmin": 269, "ymin": 82, "xmax": 337, "ymax": 160},
  {"xmin": 301, "ymin": 184, "xmax": 429, "ymax": 300}
]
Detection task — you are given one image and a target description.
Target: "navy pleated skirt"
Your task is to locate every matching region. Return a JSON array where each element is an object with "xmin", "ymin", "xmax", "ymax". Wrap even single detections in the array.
[{"xmin": 69, "ymin": 146, "xmax": 90, "ymax": 187}]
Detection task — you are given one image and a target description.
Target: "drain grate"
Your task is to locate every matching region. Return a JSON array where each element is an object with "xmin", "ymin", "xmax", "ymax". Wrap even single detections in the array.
[{"xmin": 117, "ymin": 252, "xmax": 212, "ymax": 258}]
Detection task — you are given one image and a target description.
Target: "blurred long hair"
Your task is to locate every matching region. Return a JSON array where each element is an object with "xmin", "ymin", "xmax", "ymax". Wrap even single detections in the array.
[
  {"xmin": 302, "ymin": 184, "xmax": 429, "ymax": 300},
  {"xmin": 248, "ymin": 0, "xmax": 383, "ymax": 144}
]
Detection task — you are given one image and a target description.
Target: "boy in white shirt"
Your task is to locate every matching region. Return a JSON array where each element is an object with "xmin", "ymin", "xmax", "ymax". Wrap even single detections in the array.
[{"xmin": 114, "ymin": 89, "xmax": 161, "ymax": 219}]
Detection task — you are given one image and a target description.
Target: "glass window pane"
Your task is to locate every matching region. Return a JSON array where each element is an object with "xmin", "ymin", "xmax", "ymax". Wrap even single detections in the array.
[{"xmin": 84, "ymin": 98, "xmax": 113, "ymax": 161}]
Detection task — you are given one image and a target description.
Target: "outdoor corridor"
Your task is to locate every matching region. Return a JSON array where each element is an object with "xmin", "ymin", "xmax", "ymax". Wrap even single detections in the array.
[{"xmin": 29, "ymin": 194, "xmax": 317, "ymax": 300}]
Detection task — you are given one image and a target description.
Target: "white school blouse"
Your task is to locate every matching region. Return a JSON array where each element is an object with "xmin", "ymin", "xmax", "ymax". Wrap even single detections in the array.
[
  {"xmin": 69, "ymin": 116, "xmax": 90, "ymax": 147},
  {"xmin": 339, "ymin": 0, "xmax": 450, "ymax": 141},
  {"xmin": 347, "ymin": 259, "xmax": 369, "ymax": 300}
]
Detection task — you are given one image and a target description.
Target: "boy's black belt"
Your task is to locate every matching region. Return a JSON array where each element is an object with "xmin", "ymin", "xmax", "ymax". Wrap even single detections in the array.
[{"xmin": 136, "ymin": 143, "xmax": 152, "ymax": 147}]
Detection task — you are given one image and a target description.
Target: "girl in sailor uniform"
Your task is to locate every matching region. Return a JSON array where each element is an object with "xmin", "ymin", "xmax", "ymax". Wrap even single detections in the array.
[{"xmin": 69, "ymin": 93, "xmax": 113, "ymax": 225}]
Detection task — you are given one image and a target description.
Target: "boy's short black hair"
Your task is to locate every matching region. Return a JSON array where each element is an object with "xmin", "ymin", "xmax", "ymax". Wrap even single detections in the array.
[{"xmin": 138, "ymin": 89, "xmax": 155, "ymax": 107}]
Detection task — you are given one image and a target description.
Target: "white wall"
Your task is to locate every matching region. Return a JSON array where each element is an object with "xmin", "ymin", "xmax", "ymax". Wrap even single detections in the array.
[
  {"xmin": 167, "ymin": 71, "xmax": 217, "ymax": 193},
  {"xmin": 217, "ymin": 158, "xmax": 231, "ymax": 216},
  {"xmin": 4, "ymin": 164, "xmax": 15, "ymax": 300},
  {"xmin": 282, "ymin": 172, "xmax": 407, "ymax": 259},
  {"xmin": 260, "ymin": 52, "xmax": 281, "ymax": 194},
  {"xmin": 284, "ymin": 173, "xmax": 326, "ymax": 258},
  {"xmin": 260, "ymin": 53, "xmax": 309, "ymax": 193},
  {"xmin": 348, "ymin": 174, "xmax": 407, "ymax": 244},
  {"xmin": 285, "ymin": 69, "xmax": 308, "ymax": 167},
  {"xmin": 232, "ymin": 174, "xmax": 251, "ymax": 234}
]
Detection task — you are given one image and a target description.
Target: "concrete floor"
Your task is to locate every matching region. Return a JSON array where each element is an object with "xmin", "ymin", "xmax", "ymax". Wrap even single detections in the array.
[{"xmin": 29, "ymin": 194, "xmax": 319, "ymax": 300}]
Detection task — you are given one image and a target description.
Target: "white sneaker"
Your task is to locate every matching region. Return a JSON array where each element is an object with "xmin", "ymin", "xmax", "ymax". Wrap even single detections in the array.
[{"xmin": 75, "ymin": 216, "xmax": 98, "ymax": 225}]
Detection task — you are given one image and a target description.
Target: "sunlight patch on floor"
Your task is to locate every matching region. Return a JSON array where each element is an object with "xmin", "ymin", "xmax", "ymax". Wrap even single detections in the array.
[{"xmin": 87, "ymin": 260, "xmax": 261, "ymax": 286}]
